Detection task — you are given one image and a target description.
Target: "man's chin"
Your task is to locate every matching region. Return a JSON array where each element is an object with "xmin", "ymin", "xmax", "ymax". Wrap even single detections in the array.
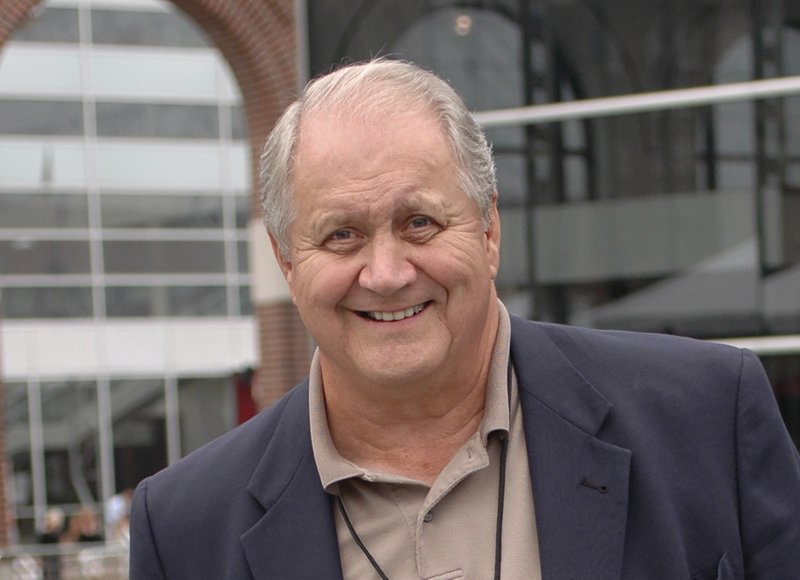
[{"xmin": 349, "ymin": 347, "xmax": 447, "ymax": 388}]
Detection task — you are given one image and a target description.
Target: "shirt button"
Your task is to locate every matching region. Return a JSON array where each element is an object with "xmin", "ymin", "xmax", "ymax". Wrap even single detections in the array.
[{"xmin": 423, "ymin": 511, "xmax": 434, "ymax": 523}]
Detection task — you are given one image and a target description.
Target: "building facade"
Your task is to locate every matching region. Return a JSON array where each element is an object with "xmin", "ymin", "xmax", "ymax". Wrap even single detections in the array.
[
  {"xmin": 1, "ymin": 0, "xmax": 799, "ymax": 548},
  {"xmin": 0, "ymin": 0, "xmax": 300, "ymax": 545},
  {"xmin": 304, "ymin": 0, "xmax": 800, "ymax": 445}
]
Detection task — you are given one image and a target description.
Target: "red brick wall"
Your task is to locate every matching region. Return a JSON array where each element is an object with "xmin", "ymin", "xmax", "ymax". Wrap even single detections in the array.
[
  {"xmin": 255, "ymin": 302, "xmax": 311, "ymax": 408},
  {"xmin": 0, "ymin": 0, "xmax": 31, "ymax": 46}
]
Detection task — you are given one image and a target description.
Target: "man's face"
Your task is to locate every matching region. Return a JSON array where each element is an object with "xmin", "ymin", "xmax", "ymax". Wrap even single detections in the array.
[{"xmin": 271, "ymin": 108, "xmax": 501, "ymax": 390}]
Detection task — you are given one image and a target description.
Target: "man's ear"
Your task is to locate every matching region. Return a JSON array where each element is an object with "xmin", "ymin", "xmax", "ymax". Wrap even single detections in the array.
[
  {"xmin": 485, "ymin": 192, "xmax": 501, "ymax": 280},
  {"xmin": 268, "ymin": 234, "xmax": 292, "ymax": 285}
]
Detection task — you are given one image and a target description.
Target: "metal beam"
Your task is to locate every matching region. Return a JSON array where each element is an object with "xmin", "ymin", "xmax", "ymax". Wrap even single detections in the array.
[
  {"xmin": 711, "ymin": 334, "xmax": 800, "ymax": 357},
  {"xmin": 474, "ymin": 75, "xmax": 800, "ymax": 127}
]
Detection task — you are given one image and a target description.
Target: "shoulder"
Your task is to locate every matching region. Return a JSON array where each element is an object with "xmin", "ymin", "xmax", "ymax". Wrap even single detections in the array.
[
  {"xmin": 135, "ymin": 380, "xmax": 309, "ymax": 521},
  {"xmin": 509, "ymin": 316, "xmax": 757, "ymax": 434},
  {"xmin": 511, "ymin": 314, "xmax": 740, "ymax": 357},
  {"xmin": 130, "ymin": 380, "xmax": 312, "ymax": 577},
  {"xmin": 510, "ymin": 315, "xmax": 747, "ymax": 385}
]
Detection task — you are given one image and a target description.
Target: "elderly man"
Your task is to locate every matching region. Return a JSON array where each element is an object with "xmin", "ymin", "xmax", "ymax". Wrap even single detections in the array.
[{"xmin": 130, "ymin": 60, "xmax": 800, "ymax": 579}]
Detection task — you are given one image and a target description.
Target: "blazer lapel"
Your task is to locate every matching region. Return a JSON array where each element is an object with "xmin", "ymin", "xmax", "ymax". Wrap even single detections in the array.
[
  {"xmin": 511, "ymin": 318, "xmax": 631, "ymax": 580},
  {"xmin": 240, "ymin": 383, "xmax": 343, "ymax": 579}
]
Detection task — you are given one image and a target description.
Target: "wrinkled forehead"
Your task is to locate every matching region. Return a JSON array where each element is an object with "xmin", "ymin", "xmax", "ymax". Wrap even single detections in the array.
[
  {"xmin": 293, "ymin": 106, "xmax": 456, "ymax": 184},
  {"xmin": 294, "ymin": 101, "xmax": 451, "ymax": 170}
]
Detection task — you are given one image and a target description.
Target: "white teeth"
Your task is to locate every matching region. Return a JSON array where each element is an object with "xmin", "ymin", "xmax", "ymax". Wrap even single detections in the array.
[{"xmin": 367, "ymin": 303, "xmax": 425, "ymax": 321}]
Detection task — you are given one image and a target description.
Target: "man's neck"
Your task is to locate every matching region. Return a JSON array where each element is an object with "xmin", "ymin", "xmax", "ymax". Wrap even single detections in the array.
[
  {"xmin": 325, "ymin": 376, "xmax": 489, "ymax": 484},
  {"xmin": 321, "ymin": 318, "xmax": 499, "ymax": 485}
]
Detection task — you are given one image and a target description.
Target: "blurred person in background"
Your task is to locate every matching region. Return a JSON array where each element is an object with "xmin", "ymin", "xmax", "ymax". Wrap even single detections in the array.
[
  {"xmin": 37, "ymin": 507, "xmax": 65, "ymax": 580},
  {"xmin": 65, "ymin": 506, "xmax": 103, "ymax": 544},
  {"xmin": 104, "ymin": 488, "xmax": 133, "ymax": 538}
]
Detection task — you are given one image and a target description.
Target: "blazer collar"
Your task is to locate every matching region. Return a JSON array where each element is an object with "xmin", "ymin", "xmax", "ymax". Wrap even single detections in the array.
[
  {"xmin": 240, "ymin": 382, "xmax": 344, "ymax": 579},
  {"xmin": 510, "ymin": 316, "xmax": 631, "ymax": 580}
]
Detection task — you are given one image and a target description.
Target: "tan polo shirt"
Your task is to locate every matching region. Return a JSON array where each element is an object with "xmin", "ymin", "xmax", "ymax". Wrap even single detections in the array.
[{"xmin": 309, "ymin": 302, "xmax": 542, "ymax": 579}]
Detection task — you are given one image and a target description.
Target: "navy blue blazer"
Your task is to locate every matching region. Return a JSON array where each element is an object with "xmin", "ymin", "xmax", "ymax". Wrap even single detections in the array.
[{"xmin": 130, "ymin": 317, "xmax": 800, "ymax": 579}]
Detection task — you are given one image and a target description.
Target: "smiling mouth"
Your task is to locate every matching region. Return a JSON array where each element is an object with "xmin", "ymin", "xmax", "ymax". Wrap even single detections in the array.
[{"xmin": 360, "ymin": 302, "xmax": 428, "ymax": 322}]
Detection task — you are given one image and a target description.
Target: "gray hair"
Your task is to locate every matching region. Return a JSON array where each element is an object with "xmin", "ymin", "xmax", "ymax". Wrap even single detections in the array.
[{"xmin": 259, "ymin": 59, "xmax": 497, "ymax": 259}]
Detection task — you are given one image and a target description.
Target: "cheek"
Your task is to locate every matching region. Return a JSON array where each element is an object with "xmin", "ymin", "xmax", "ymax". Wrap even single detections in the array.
[
  {"xmin": 292, "ymin": 257, "xmax": 360, "ymax": 309},
  {"xmin": 420, "ymin": 240, "xmax": 493, "ymax": 289}
]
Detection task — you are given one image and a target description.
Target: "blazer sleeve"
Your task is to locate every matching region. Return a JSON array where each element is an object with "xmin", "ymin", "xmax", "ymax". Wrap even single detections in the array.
[
  {"xmin": 130, "ymin": 478, "xmax": 167, "ymax": 580},
  {"xmin": 735, "ymin": 349, "xmax": 800, "ymax": 576}
]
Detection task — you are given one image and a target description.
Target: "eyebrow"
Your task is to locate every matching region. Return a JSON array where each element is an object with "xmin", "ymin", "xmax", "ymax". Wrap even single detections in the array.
[
  {"xmin": 308, "ymin": 191, "xmax": 443, "ymax": 234},
  {"xmin": 308, "ymin": 209, "xmax": 363, "ymax": 235}
]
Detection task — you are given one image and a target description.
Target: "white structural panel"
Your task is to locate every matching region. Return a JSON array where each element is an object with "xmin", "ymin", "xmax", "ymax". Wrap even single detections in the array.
[{"xmin": 0, "ymin": 317, "xmax": 258, "ymax": 379}]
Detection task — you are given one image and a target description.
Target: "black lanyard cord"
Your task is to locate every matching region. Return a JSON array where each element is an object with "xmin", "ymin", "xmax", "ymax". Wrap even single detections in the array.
[
  {"xmin": 336, "ymin": 494, "xmax": 390, "ymax": 580},
  {"xmin": 494, "ymin": 432, "xmax": 508, "ymax": 580},
  {"xmin": 336, "ymin": 360, "xmax": 514, "ymax": 580},
  {"xmin": 336, "ymin": 435, "xmax": 508, "ymax": 580}
]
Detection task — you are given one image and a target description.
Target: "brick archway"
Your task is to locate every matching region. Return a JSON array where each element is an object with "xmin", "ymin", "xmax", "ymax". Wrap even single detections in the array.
[
  {"xmin": 166, "ymin": 0, "xmax": 311, "ymax": 408},
  {"xmin": 0, "ymin": 0, "xmax": 310, "ymax": 414},
  {"xmin": 0, "ymin": 0, "xmax": 309, "ymax": 546}
]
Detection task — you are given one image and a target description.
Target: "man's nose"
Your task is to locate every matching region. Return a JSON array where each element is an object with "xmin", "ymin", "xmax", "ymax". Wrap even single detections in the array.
[{"xmin": 358, "ymin": 236, "xmax": 417, "ymax": 296}]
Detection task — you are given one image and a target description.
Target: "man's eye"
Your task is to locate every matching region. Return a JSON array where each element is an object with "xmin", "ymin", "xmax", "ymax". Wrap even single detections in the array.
[
  {"xmin": 331, "ymin": 230, "xmax": 353, "ymax": 240},
  {"xmin": 324, "ymin": 229, "xmax": 362, "ymax": 252},
  {"xmin": 409, "ymin": 216, "xmax": 432, "ymax": 229}
]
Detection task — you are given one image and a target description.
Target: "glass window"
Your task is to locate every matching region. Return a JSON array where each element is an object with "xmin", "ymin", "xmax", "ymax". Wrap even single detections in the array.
[
  {"xmin": 5, "ymin": 382, "xmax": 31, "ymax": 501},
  {"xmin": 4, "ymin": 382, "xmax": 35, "ymax": 542},
  {"xmin": 2, "ymin": 287, "xmax": 93, "ymax": 318},
  {"xmin": 168, "ymin": 286, "xmax": 227, "ymax": 316},
  {"xmin": 782, "ymin": 28, "xmax": 800, "ymax": 167},
  {"xmin": 178, "ymin": 377, "xmax": 235, "ymax": 455},
  {"xmin": 103, "ymin": 240, "xmax": 225, "ymax": 274},
  {"xmin": 91, "ymin": 9, "xmax": 210, "ymax": 48},
  {"xmin": 93, "ymin": 143, "xmax": 222, "ymax": 191},
  {"xmin": 0, "ymin": 239, "xmax": 91, "ymax": 274},
  {"xmin": 0, "ymin": 193, "xmax": 88, "ymax": 228},
  {"xmin": 485, "ymin": 126, "xmax": 526, "ymax": 151},
  {"xmin": 395, "ymin": 8, "xmax": 523, "ymax": 110},
  {"xmin": 230, "ymin": 106, "xmax": 247, "ymax": 140},
  {"xmin": 229, "ymin": 144, "xmax": 251, "ymax": 191},
  {"xmin": 238, "ymin": 285, "xmax": 253, "ymax": 316},
  {"xmin": 713, "ymin": 102, "xmax": 753, "ymax": 156},
  {"xmin": 0, "ymin": 99, "xmax": 83, "ymax": 136},
  {"xmin": 105, "ymin": 286, "xmax": 160, "ymax": 317},
  {"xmin": 40, "ymin": 381, "xmax": 101, "ymax": 505},
  {"xmin": 237, "ymin": 240, "xmax": 249, "ymax": 274},
  {"xmin": 110, "ymin": 379, "xmax": 168, "ymax": 489},
  {"xmin": 95, "ymin": 102, "xmax": 219, "ymax": 140},
  {"xmin": 0, "ymin": 48, "xmax": 82, "ymax": 95},
  {"xmin": 494, "ymin": 154, "xmax": 527, "ymax": 204},
  {"xmin": 106, "ymin": 285, "xmax": 227, "ymax": 317},
  {"xmin": 101, "ymin": 194, "xmax": 223, "ymax": 229},
  {"xmin": 234, "ymin": 195, "xmax": 250, "ymax": 229},
  {"xmin": 10, "ymin": 6, "xmax": 79, "ymax": 44},
  {"xmin": 497, "ymin": 208, "xmax": 530, "ymax": 287},
  {"xmin": 0, "ymin": 141, "xmax": 86, "ymax": 188},
  {"xmin": 91, "ymin": 51, "xmax": 220, "ymax": 101}
]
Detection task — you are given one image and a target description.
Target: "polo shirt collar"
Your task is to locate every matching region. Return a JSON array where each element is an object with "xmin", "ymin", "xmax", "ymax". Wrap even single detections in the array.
[{"xmin": 309, "ymin": 300, "xmax": 512, "ymax": 493}]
